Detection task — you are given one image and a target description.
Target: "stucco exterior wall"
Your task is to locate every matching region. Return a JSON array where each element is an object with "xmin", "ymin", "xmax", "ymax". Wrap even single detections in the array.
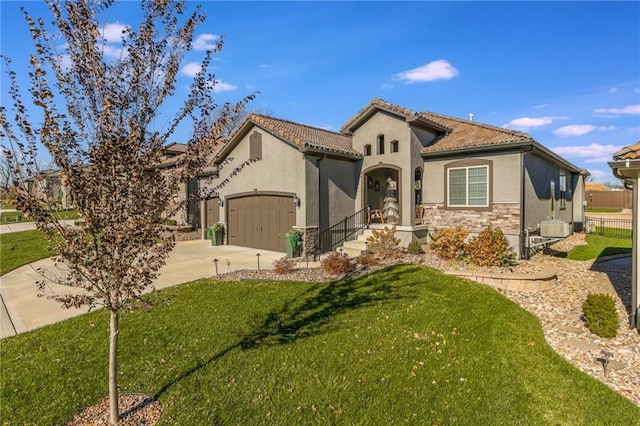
[
  {"xmin": 523, "ymin": 153, "xmax": 577, "ymax": 230},
  {"xmin": 421, "ymin": 151, "xmax": 523, "ymax": 255},
  {"xmin": 318, "ymin": 157, "xmax": 359, "ymax": 230},
  {"xmin": 422, "ymin": 151, "xmax": 521, "ymax": 205},
  {"xmin": 352, "ymin": 111, "xmax": 415, "ymax": 225},
  {"xmin": 201, "ymin": 128, "xmax": 307, "ymax": 226}
]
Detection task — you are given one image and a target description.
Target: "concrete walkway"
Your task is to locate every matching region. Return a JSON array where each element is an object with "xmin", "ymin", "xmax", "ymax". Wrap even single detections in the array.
[
  {"xmin": 0, "ymin": 219, "xmax": 77, "ymax": 234},
  {"xmin": 0, "ymin": 240, "xmax": 286, "ymax": 339}
]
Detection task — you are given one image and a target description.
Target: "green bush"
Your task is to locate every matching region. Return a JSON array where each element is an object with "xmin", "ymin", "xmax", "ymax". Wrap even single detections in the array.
[
  {"xmin": 406, "ymin": 240, "xmax": 423, "ymax": 255},
  {"xmin": 430, "ymin": 226, "xmax": 468, "ymax": 260},
  {"xmin": 582, "ymin": 293, "xmax": 620, "ymax": 338},
  {"xmin": 465, "ymin": 225, "xmax": 515, "ymax": 267},
  {"xmin": 321, "ymin": 251, "xmax": 352, "ymax": 276}
]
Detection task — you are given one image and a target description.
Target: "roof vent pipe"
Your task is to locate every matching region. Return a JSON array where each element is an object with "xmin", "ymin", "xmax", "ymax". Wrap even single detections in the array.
[{"xmin": 469, "ymin": 113, "xmax": 474, "ymax": 122}]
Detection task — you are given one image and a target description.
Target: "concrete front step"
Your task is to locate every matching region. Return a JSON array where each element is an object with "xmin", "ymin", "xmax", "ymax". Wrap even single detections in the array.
[{"xmin": 337, "ymin": 229, "xmax": 373, "ymax": 257}]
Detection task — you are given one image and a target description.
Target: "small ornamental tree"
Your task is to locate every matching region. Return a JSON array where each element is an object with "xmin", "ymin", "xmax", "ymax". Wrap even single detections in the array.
[{"xmin": 0, "ymin": 1, "xmax": 254, "ymax": 424}]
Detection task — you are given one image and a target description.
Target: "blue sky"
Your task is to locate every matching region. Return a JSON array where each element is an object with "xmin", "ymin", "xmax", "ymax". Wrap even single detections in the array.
[{"xmin": 1, "ymin": 1, "xmax": 639, "ymax": 183}]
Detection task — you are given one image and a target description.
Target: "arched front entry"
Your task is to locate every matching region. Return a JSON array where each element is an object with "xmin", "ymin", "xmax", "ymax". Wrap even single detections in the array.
[{"xmin": 363, "ymin": 166, "xmax": 401, "ymax": 225}]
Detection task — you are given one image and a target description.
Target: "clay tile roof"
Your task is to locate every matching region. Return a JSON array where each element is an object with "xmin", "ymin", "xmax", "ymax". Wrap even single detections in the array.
[
  {"xmin": 250, "ymin": 114, "xmax": 359, "ymax": 156},
  {"xmin": 163, "ymin": 142, "xmax": 188, "ymax": 154},
  {"xmin": 341, "ymin": 98, "xmax": 425, "ymax": 134},
  {"xmin": 419, "ymin": 111, "xmax": 532, "ymax": 153},
  {"xmin": 613, "ymin": 141, "xmax": 640, "ymax": 161}
]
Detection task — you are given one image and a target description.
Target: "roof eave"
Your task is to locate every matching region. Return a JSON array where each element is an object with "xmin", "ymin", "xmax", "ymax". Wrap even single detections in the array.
[{"xmin": 422, "ymin": 139, "xmax": 584, "ymax": 173}]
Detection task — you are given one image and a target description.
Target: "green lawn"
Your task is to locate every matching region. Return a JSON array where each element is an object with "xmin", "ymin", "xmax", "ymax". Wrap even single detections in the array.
[
  {"xmin": 0, "ymin": 230, "xmax": 54, "ymax": 275},
  {"xmin": 1, "ymin": 265, "xmax": 637, "ymax": 425},
  {"xmin": 0, "ymin": 209, "xmax": 79, "ymax": 224},
  {"xmin": 560, "ymin": 234, "xmax": 632, "ymax": 260}
]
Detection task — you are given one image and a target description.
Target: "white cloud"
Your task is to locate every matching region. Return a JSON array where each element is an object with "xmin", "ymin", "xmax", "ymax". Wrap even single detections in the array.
[
  {"xmin": 180, "ymin": 62, "xmax": 201, "ymax": 77},
  {"xmin": 608, "ymin": 87, "xmax": 619, "ymax": 94},
  {"xmin": 503, "ymin": 116, "xmax": 566, "ymax": 131},
  {"xmin": 380, "ymin": 83, "xmax": 395, "ymax": 90},
  {"xmin": 395, "ymin": 59, "xmax": 458, "ymax": 83},
  {"xmin": 593, "ymin": 104, "xmax": 640, "ymax": 115},
  {"xmin": 101, "ymin": 44, "xmax": 124, "ymax": 59},
  {"xmin": 553, "ymin": 124, "xmax": 616, "ymax": 137},
  {"xmin": 194, "ymin": 33, "xmax": 220, "ymax": 51},
  {"xmin": 101, "ymin": 23, "xmax": 128, "ymax": 42},
  {"xmin": 552, "ymin": 143, "xmax": 624, "ymax": 163},
  {"xmin": 208, "ymin": 80, "xmax": 237, "ymax": 93}
]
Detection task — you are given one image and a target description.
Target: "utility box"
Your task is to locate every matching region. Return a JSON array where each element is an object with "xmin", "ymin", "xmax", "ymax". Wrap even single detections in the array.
[{"xmin": 540, "ymin": 220, "xmax": 572, "ymax": 238}]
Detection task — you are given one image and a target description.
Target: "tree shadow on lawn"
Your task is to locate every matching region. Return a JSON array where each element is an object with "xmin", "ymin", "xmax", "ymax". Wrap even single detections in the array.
[{"xmin": 153, "ymin": 264, "xmax": 421, "ymax": 399}]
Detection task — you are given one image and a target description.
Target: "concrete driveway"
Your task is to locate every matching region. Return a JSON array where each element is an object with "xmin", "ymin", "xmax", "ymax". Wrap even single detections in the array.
[{"xmin": 0, "ymin": 240, "xmax": 285, "ymax": 339}]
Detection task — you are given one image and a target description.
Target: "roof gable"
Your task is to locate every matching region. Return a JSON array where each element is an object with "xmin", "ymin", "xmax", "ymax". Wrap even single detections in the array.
[
  {"xmin": 216, "ymin": 114, "xmax": 359, "ymax": 163},
  {"xmin": 341, "ymin": 98, "xmax": 451, "ymax": 134}
]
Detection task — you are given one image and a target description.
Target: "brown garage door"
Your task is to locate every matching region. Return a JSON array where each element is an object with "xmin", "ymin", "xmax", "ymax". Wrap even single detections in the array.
[{"xmin": 227, "ymin": 195, "xmax": 295, "ymax": 252}]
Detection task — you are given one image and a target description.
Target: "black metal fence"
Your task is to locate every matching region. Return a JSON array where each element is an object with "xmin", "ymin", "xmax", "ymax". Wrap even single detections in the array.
[
  {"xmin": 317, "ymin": 207, "xmax": 369, "ymax": 253},
  {"xmin": 585, "ymin": 216, "xmax": 633, "ymax": 239}
]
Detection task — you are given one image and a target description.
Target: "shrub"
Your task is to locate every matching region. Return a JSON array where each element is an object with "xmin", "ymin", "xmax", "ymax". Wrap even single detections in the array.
[
  {"xmin": 321, "ymin": 252, "xmax": 352, "ymax": 276},
  {"xmin": 465, "ymin": 225, "xmax": 515, "ymax": 267},
  {"xmin": 367, "ymin": 226, "xmax": 401, "ymax": 260},
  {"xmin": 582, "ymin": 293, "xmax": 620, "ymax": 338},
  {"xmin": 272, "ymin": 257, "xmax": 295, "ymax": 275},
  {"xmin": 355, "ymin": 252, "xmax": 378, "ymax": 266},
  {"xmin": 406, "ymin": 240, "xmax": 423, "ymax": 255},
  {"xmin": 430, "ymin": 226, "xmax": 468, "ymax": 260}
]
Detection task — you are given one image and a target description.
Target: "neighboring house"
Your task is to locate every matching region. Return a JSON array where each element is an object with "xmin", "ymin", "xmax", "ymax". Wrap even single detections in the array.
[
  {"xmin": 200, "ymin": 99, "xmax": 588, "ymax": 257},
  {"xmin": 609, "ymin": 141, "xmax": 640, "ymax": 329},
  {"xmin": 157, "ymin": 142, "xmax": 201, "ymax": 227},
  {"xmin": 25, "ymin": 169, "xmax": 72, "ymax": 209}
]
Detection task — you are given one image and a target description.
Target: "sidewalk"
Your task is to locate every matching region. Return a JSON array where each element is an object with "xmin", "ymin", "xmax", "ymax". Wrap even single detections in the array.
[
  {"xmin": 0, "ymin": 240, "xmax": 286, "ymax": 339},
  {"xmin": 0, "ymin": 220, "xmax": 77, "ymax": 234}
]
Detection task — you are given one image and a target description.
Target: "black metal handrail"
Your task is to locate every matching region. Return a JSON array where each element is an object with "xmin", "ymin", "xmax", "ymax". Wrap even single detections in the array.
[
  {"xmin": 317, "ymin": 206, "xmax": 370, "ymax": 253},
  {"xmin": 585, "ymin": 216, "xmax": 632, "ymax": 239}
]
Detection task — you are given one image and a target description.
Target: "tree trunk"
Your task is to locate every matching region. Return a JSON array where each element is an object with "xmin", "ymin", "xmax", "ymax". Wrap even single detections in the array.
[{"xmin": 109, "ymin": 309, "xmax": 120, "ymax": 425}]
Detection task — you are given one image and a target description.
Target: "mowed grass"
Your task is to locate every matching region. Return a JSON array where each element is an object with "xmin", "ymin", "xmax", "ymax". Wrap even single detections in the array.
[
  {"xmin": 561, "ymin": 234, "xmax": 632, "ymax": 260},
  {"xmin": 0, "ymin": 230, "xmax": 54, "ymax": 274},
  {"xmin": 2, "ymin": 265, "xmax": 638, "ymax": 425}
]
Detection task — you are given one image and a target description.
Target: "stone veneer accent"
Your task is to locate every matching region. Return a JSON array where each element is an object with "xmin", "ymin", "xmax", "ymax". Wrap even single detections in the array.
[
  {"xmin": 422, "ymin": 203, "xmax": 521, "ymax": 236},
  {"xmin": 297, "ymin": 226, "xmax": 319, "ymax": 258}
]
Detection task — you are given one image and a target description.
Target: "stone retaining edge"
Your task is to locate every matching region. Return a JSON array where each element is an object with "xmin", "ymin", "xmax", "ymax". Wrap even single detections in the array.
[{"xmin": 444, "ymin": 266, "xmax": 558, "ymax": 292}]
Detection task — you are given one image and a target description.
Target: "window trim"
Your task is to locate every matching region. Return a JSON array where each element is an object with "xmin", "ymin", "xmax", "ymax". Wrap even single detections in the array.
[{"xmin": 444, "ymin": 159, "xmax": 492, "ymax": 211}]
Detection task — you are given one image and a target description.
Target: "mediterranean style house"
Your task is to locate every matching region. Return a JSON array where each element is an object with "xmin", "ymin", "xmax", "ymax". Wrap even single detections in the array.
[{"xmin": 194, "ymin": 99, "xmax": 588, "ymax": 258}]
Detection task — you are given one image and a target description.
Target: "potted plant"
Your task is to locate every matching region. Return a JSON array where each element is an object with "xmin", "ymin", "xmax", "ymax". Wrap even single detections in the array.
[{"xmin": 207, "ymin": 223, "xmax": 224, "ymax": 246}]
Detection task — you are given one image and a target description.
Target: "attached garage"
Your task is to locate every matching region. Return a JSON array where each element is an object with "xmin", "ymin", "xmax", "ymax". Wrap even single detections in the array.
[{"xmin": 227, "ymin": 194, "xmax": 296, "ymax": 252}]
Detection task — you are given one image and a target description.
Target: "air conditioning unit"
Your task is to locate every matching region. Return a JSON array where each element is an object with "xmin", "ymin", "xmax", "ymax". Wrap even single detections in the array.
[{"xmin": 540, "ymin": 220, "xmax": 571, "ymax": 238}]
